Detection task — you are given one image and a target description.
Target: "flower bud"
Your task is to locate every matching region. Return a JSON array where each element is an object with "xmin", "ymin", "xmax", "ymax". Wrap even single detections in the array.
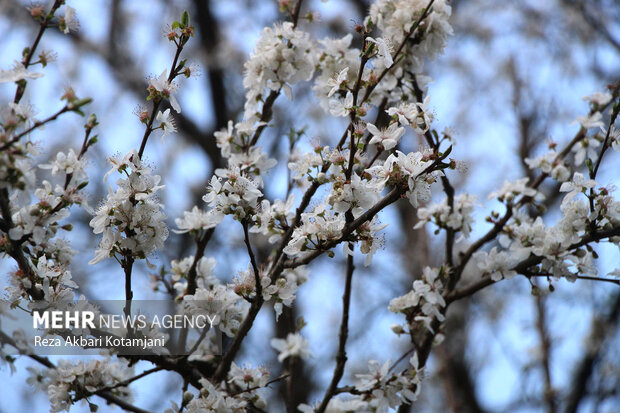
[
  {"xmin": 182, "ymin": 391, "xmax": 194, "ymax": 403},
  {"xmin": 391, "ymin": 324, "xmax": 405, "ymax": 335}
]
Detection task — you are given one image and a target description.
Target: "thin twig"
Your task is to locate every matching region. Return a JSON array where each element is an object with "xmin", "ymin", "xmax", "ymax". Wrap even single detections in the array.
[
  {"xmin": 0, "ymin": 105, "xmax": 73, "ymax": 151},
  {"xmin": 13, "ymin": 0, "xmax": 63, "ymax": 104}
]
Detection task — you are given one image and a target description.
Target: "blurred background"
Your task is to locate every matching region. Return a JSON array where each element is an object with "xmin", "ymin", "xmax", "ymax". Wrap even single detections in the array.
[{"xmin": 0, "ymin": 0, "xmax": 619, "ymax": 412}]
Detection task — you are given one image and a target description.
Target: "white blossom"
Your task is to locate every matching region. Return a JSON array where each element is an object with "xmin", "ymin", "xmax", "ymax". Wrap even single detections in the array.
[
  {"xmin": 572, "ymin": 111, "xmax": 604, "ymax": 129},
  {"xmin": 155, "ymin": 108, "xmax": 177, "ymax": 140},
  {"xmin": 367, "ymin": 37, "xmax": 394, "ymax": 68},
  {"xmin": 270, "ymin": 333, "xmax": 312, "ymax": 362},
  {"xmin": 583, "ymin": 91, "xmax": 612, "ymax": 106},
  {"xmin": 367, "ymin": 122, "xmax": 405, "ymax": 150},
  {"xmin": 0, "ymin": 61, "xmax": 44, "ymax": 83},
  {"xmin": 559, "ymin": 172, "xmax": 596, "ymax": 204},
  {"xmin": 60, "ymin": 6, "xmax": 79, "ymax": 34},
  {"xmin": 329, "ymin": 91, "xmax": 354, "ymax": 117},
  {"xmin": 149, "ymin": 70, "xmax": 181, "ymax": 113}
]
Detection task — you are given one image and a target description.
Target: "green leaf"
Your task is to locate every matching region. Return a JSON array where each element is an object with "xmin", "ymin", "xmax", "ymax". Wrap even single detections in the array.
[
  {"xmin": 181, "ymin": 10, "xmax": 190, "ymax": 27},
  {"xmin": 74, "ymin": 97, "xmax": 93, "ymax": 107}
]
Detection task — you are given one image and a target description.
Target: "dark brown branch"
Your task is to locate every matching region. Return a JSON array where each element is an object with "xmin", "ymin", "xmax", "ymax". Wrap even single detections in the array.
[
  {"xmin": 292, "ymin": 0, "xmax": 305, "ymax": 28},
  {"xmin": 316, "ymin": 248, "xmax": 355, "ymax": 413},
  {"xmin": 76, "ymin": 366, "xmax": 164, "ymax": 402},
  {"xmin": 211, "ymin": 296, "xmax": 263, "ymax": 382},
  {"xmin": 0, "ymin": 188, "xmax": 44, "ymax": 300},
  {"xmin": 243, "ymin": 220, "xmax": 262, "ymax": 298},
  {"xmin": 591, "ymin": 100, "xmax": 619, "ymax": 181}
]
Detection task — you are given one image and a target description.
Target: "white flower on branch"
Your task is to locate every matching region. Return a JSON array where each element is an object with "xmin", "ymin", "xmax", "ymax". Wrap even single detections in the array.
[
  {"xmin": 59, "ymin": 6, "xmax": 79, "ymax": 34},
  {"xmin": 243, "ymin": 22, "xmax": 315, "ymax": 117},
  {"xmin": 89, "ymin": 150, "xmax": 168, "ymax": 264},
  {"xmin": 368, "ymin": 0, "xmax": 453, "ymax": 71},
  {"xmin": 228, "ymin": 362, "xmax": 270, "ymax": 390},
  {"xmin": 174, "ymin": 206, "xmax": 222, "ymax": 233},
  {"xmin": 184, "ymin": 282, "xmax": 247, "ymax": 338},
  {"xmin": 0, "ymin": 61, "xmax": 44, "ymax": 83},
  {"xmin": 39, "ymin": 149, "xmax": 86, "ymax": 181},
  {"xmin": 148, "ymin": 70, "xmax": 181, "ymax": 113},
  {"xmin": 184, "ymin": 379, "xmax": 247, "ymax": 412},
  {"xmin": 367, "ymin": 122, "xmax": 405, "ymax": 150},
  {"xmin": 367, "ymin": 37, "xmax": 394, "ymax": 68},
  {"xmin": 386, "ymin": 102, "xmax": 419, "ymax": 126},
  {"xmin": 270, "ymin": 333, "xmax": 312, "ymax": 362},
  {"xmin": 329, "ymin": 91, "xmax": 354, "ymax": 117},
  {"xmin": 284, "ymin": 202, "xmax": 346, "ymax": 256},
  {"xmin": 525, "ymin": 152, "xmax": 571, "ymax": 182},
  {"xmin": 474, "ymin": 247, "xmax": 528, "ymax": 281},
  {"xmin": 572, "ymin": 111, "xmax": 604, "ymax": 129},
  {"xmin": 559, "ymin": 172, "xmax": 597, "ymax": 205},
  {"xmin": 299, "ymin": 397, "xmax": 369, "ymax": 413},
  {"xmin": 582, "ymin": 91, "xmax": 612, "ymax": 106},
  {"xmin": 261, "ymin": 269, "xmax": 306, "ymax": 320},
  {"xmin": 415, "ymin": 193, "xmax": 477, "ymax": 238},
  {"xmin": 326, "ymin": 67, "xmax": 350, "ymax": 97},
  {"xmin": 8, "ymin": 101, "xmax": 38, "ymax": 123},
  {"xmin": 488, "ymin": 177, "xmax": 541, "ymax": 203},
  {"xmin": 203, "ymin": 166, "xmax": 263, "ymax": 220},
  {"xmin": 155, "ymin": 108, "xmax": 177, "ymax": 140},
  {"xmin": 250, "ymin": 194, "xmax": 296, "ymax": 243},
  {"xmin": 389, "ymin": 267, "xmax": 446, "ymax": 326},
  {"xmin": 572, "ymin": 136, "xmax": 601, "ymax": 166}
]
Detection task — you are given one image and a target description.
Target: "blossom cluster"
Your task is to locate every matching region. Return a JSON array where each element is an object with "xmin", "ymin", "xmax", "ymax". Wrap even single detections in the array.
[
  {"xmin": 89, "ymin": 150, "xmax": 169, "ymax": 264},
  {"xmin": 389, "ymin": 266, "xmax": 446, "ymax": 333},
  {"xmin": 300, "ymin": 354, "xmax": 423, "ymax": 412},
  {"xmin": 243, "ymin": 22, "xmax": 315, "ymax": 119},
  {"xmin": 415, "ymin": 193, "xmax": 477, "ymax": 238},
  {"xmin": 28, "ymin": 358, "xmax": 133, "ymax": 413},
  {"xmin": 1, "ymin": 2, "xmax": 619, "ymax": 413}
]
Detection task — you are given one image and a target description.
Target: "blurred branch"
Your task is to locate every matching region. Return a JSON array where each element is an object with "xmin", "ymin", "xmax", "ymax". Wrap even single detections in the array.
[
  {"xmin": 191, "ymin": 0, "xmax": 230, "ymax": 136},
  {"xmin": 534, "ymin": 290, "xmax": 557, "ymax": 413},
  {"xmin": 563, "ymin": 291, "xmax": 620, "ymax": 413},
  {"xmin": 562, "ymin": 0, "xmax": 620, "ymax": 52}
]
